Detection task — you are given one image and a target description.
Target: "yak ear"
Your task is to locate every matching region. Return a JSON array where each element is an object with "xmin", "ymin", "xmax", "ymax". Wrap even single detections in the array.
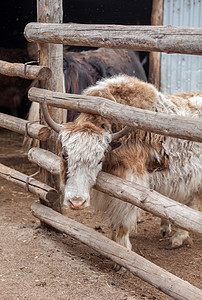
[{"xmin": 109, "ymin": 141, "xmax": 122, "ymax": 150}]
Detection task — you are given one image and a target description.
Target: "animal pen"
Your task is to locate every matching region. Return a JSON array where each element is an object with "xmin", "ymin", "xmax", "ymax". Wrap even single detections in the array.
[{"xmin": 0, "ymin": 0, "xmax": 202, "ymax": 299}]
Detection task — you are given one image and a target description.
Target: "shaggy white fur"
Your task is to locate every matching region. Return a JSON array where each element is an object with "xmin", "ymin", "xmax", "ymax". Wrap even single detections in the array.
[
  {"xmin": 59, "ymin": 130, "xmax": 111, "ymax": 208},
  {"xmin": 150, "ymin": 93, "xmax": 202, "ymax": 203}
]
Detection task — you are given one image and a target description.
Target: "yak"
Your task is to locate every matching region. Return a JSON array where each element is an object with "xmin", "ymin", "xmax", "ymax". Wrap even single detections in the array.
[{"xmin": 41, "ymin": 74, "xmax": 202, "ymax": 252}]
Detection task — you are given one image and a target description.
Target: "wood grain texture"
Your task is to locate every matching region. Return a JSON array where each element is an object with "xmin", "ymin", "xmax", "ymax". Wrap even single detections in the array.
[
  {"xmin": 0, "ymin": 60, "xmax": 52, "ymax": 80},
  {"xmin": 28, "ymin": 147, "xmax": 60, "ymax": 175},
  {"xmin": 0, "ymin": 112, "xmax": 50, "ymax": 141},
  {"xmin": 0, "ymin": 163, "xmax": 59, "ymax": 205},
  {"xmin": 24, "ymin": 23, "xmax": 202, "ymax": 55},
  {"xmin": 149, "ymin": 0, "xmax": 163, "ymax": 88}
]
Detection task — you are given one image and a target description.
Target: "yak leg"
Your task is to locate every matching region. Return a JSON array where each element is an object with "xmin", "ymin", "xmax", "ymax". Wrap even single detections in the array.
[
  {"xmin": 160, "ymin": 218, "xmax": 171, "ymax": 237},
  {"xmin": 167, "ymin": 198, "xmax": 198, "ymax": 249},
  {"xmin": 112, "ymin": 225, "xmax": 132, "ymax": 250},
  {"xmin": 167, "ymin": 229, "xmax": 193, "ymax": 249},
  {"xmin": 111, "ymin": 225, "xmax": 132, "ymax": 273},
  {"xmin": 160, "ymin": 218, "xmax": 191, "ymax": 249}
]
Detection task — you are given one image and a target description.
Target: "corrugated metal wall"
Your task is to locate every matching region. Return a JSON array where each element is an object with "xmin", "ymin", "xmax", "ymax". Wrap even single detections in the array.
[{"xmin": 160, "ymin": 0, "xmax": 202, "ymax": 94}]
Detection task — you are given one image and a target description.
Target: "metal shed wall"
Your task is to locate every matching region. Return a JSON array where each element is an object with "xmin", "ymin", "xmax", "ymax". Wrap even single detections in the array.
[{"xmin": 160, "ymin": 0, "xmax": 202, "ymax": 94}]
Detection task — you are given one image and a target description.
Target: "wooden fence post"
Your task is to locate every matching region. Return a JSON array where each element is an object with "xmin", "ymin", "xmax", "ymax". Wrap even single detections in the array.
[
  {"xmin": 149, "ymin": 0, "xmax": 163, "ymax": 88},
  {"xmin": 37, "ymin": 0, "xmax": 64, "ymax": 211}
]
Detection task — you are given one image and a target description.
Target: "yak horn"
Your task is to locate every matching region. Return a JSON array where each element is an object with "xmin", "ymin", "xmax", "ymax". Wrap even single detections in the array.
[
  {"xmin": 41, "ymin": 98, "xmax": 63, "ymax": 133},
  {"xmin": 111, "ymin": 126, "xmax": 130, "ymax": 141}
]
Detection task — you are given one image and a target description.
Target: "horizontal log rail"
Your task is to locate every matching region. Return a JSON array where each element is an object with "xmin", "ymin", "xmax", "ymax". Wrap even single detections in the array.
[
  {"xmin": 28, "ymin": 147, "xmax": 202, "ymax": 235},
  {"xmin": 31, "ymin": 202, "xmax": 202, "ymax": 300},
  {"xmin": 0, "ymin": 60, "xmax": 52, "ymax": 80},
  {"xmin": 0, "ymin": 112, "xmax": 50, "ymax": 141},
  {"xmin": 24, "ymin": 23, "xmax": 202, "ymax": 55},
  {"xmin": 28, "ymin": 87, "xmax": 202, "ymax": 143},
  {"xmin": 0, "ymin": 163, "xmax": 59, "ymax": 206},
  {"xmin": 28, "ymin": 147, "xmax": 60, "ymax": 175}
]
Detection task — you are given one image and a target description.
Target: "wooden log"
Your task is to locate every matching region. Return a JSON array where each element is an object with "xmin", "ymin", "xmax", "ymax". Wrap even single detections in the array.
[
  {"xmin": 28, "ymin": 147, "xmax": 60, "ymax": 175},
  {"xmin": 0, "ymin": 60, "xmax": 52, "ymax": 80},
  {"xmin": 0, "ymin": 163, "xmax": 59, "ymax": 207},
  {"xmin": 0, "ymin": 112, "xmax": 50, "ymax": 141},
  {"xmin": 28, "ymin": 148, "xmax": 202, "ymax": 236},
  {"xmin": 95, "ymin": 173, "xmax": 202, "ymax": 235},
  {"xmin": 31, "ymin": 202, "xmax": 202, "ymax": 300},
  {"xmin": 149, "ymin": 0, "xmax": 163, "ymax": 88},
  {"xmin": 28, "ymin": 87, "xmax": 202, "ymax": 143},
  {"xmin": 24, "ymin": 23, "xmax": 202, "ymax": 55}
]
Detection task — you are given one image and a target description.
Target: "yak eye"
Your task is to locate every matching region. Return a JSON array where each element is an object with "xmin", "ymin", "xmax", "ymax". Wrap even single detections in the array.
[
  {"xmin": 62, "ymin": 153, "xmax": 66, "ymax": 160},
  {"xmin": 101, "ymin": 124, "xmax": 105, "ymax": 129}
]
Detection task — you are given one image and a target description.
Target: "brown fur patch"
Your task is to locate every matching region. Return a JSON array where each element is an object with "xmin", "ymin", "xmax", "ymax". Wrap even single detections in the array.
[
  {"xmin": 75, "ymin": 113, "xmax": 112, "ymax": 132},
  {"xmin": 166, "ymin": 92, "xmax": 202, "ymax": 113},
  {"xmin": 85, "ymin": 76, "xmax": 158, "ymax": 111},
  {"xmin": 117, "ymin": 225, "xmax": 128, "ymax": 239},
  {"xmin": 57, "ymin": 137, "xmax": 68, "ymax": 185},
  {"xmin": 62, "ymin": 118, "xmax": 109, "ymax": 136},
  {"xmin": 86, "ymin": 88, "xmax": 118, "ymax": 103},
  {"xmin": 60, "ymin": 156, "xmax": 68, "ymax": 185},
  {"xmin": 104, "ymin": 142, "xmax": 157, "ymax": 179}
]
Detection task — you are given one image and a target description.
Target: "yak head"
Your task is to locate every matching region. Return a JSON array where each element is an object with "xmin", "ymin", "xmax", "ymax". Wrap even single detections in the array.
[{"xmin": 41, "ymin": 101, "xmax": 129, "ymax": 210}]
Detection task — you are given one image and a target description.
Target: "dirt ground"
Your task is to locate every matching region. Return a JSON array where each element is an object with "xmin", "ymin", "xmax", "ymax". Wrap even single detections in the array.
[{"xmin": 0, "ymin": 129, "xmax": 201, "ymax": 300}]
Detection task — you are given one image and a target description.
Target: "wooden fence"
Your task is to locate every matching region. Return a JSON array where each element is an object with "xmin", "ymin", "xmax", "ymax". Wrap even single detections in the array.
[{"xmin": 0, "ymin": 0, "xmax": 202, "ymax": 299}]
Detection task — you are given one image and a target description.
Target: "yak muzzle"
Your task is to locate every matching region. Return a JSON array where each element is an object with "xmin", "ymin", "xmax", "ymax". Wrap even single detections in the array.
[{"xmin": 69, "ymin": 197, "xmax": 87, "ymax": 210}]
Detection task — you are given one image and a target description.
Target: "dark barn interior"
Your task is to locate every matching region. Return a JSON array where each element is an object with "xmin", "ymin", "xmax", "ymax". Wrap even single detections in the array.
[{"xmin": 0, "ymin": 0, "xmax": 153, "ymax": 117}]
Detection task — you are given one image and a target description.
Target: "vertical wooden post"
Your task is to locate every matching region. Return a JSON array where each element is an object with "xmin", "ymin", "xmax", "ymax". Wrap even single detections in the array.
[
  {"xmin": 37, "ymin": 0, "xmax": 64, "ymax": 212},
  {"xmin": 149, "ymin": 0, "xmax": 163, "ymax": 89}
]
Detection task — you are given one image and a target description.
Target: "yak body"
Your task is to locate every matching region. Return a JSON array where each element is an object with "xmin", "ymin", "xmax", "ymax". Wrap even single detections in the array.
[{"xmin": 58, "ymin": 74, "xmax": 202, "ymax": 250}]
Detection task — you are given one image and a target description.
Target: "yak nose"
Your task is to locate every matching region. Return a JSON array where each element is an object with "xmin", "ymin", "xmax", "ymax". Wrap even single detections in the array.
[{"xmin": 69, "ymin": 197, "xmax": 86, "ymax": 210}]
